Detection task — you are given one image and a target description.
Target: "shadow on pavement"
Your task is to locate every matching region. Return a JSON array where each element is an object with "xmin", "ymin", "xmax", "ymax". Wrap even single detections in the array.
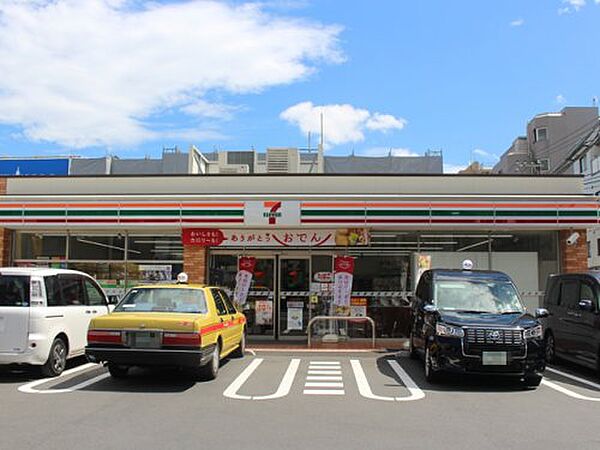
[
  {"xmin": 544, "ymin": 358, "xmax": 600, "ymax": 393},
  {"xmin": 79, "ymin": 358, "xmax": 233, "ymax": 394},
  {"xmin": 379, "ymin": 352, "xmax": 536, "ymax": 393},
  {"xmin": 0, "ymin": 356, "xmax": 89, "ymax": 383}
]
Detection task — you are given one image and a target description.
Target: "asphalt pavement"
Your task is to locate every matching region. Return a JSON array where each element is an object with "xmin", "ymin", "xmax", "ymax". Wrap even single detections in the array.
[{"xmin": 2, "ymin": 351, "xmax": 600, "ymax": 450}]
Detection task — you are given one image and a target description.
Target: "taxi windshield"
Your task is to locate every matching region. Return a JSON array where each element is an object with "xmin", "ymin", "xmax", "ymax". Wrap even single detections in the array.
[
  {"xmin": 115, "ymin": 288, "xmax": 207, "ymax": 314},
  {"xmin": 433, "ymin": 277, "xmax": 524, "ymax": 314}
]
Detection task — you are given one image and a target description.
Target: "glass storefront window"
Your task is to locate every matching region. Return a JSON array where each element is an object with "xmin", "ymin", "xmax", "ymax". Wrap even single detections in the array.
[
  {"xmin": 69, "ymin": 235, "xmax": 125, "ymax": 260},
  {"xmin": 127, "ymin": 235, "xmax": 183, "ymax": 261},
  {"xmin": 126, "ymin": 262, "xmax": 183, "ymax": 287},
  {"xmin": 15, "ymin": 233, "xmax": 66, "ymax": 260}
]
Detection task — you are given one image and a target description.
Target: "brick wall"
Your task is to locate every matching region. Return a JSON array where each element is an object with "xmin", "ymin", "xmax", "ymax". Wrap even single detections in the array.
[
  {"xmin": 183, "ymin": 245, "xmax": 207, "ymax": 284},
  {"xmin": 559, "ymin": 229, "xmax": 588, "ymax": 273}
]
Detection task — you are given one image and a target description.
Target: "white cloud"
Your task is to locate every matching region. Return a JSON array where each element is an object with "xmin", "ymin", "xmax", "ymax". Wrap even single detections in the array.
[
  {"xmin": 443, "ymin": 163, "xmax": 468, "ymax": 174},
  {"xmin": 556, "ymin": 94, "xmax": 567, "ymax": 104},
  {"xmin": 358, "ymin": 147, "xmax": 419, "ymax": 157},
  {"xmin": 472, "ymin": 148, "xmax": 499, "ymax": 162},
  {"xmin": 559, "ymin": 0, "xmax": 587, "ymax": 13},
  {"xmin": 0, "ymin": 1, "xmax": 343, "ymax": 148},
  {"xmin": 280, "ymin": 102, "xmax": 406, "ymax": 147},
  {"xmin": 510, "ymin": 18, "xmax": 525, "ymax": 27}
]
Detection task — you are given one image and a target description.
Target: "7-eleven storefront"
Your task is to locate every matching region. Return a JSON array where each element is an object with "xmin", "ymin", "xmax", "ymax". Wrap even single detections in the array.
[{"xmin": 0, "ymin": 174, "xmax": 595, "ymax": 342}]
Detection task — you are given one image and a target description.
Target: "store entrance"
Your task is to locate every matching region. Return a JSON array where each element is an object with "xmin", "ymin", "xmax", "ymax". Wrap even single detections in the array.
[{"xmin": 209, "ymin": 253, "xmax": 332, "ymax": 340}]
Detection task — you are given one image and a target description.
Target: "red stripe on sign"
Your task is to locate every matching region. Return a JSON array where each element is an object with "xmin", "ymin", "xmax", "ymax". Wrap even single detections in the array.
[
  {"xmin": 181, "ymin": 218, "xmax": 244, "ymax": 223},
  {"xmin": 430, "ymin": 219, "xmax": 495, "ymax": 224}
]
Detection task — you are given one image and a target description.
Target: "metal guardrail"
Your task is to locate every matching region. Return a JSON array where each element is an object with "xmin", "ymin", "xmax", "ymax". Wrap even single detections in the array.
[{"xmin": 307, "ymin": 316, "xmax": 376, "ymax": 349}]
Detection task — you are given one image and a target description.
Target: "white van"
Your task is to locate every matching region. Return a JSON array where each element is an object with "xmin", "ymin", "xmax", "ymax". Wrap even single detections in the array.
[{"xmin": 0, "ymin": 268, "xmax": 111, "ymax": 376}]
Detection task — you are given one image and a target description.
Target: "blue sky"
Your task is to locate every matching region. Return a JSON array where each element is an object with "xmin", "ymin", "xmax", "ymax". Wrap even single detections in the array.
[{"xmin": 0, "ymin": 0, "xmax": 599, "ymax": 172}]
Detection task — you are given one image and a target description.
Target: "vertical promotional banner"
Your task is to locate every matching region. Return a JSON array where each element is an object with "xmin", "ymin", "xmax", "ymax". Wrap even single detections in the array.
[
  {"xmin": 233, "ymin": 257, "xmax": 256, "ymax": 306},
  {"xmin": 333, "ymin": 256, "xmax": 355, "ymax": 314}
]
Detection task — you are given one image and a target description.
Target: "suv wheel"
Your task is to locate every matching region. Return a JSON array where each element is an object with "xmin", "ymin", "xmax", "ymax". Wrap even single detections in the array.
[
  {"xmin": 41, "ymin": 338, "xmax": 67, "ymax": 377},
  {"xmin": 523, "ymin": 374, "xmax": 542, "ymax": 389},
  {"xmin": 545, "ymin": 333, "xmax": 556, "ymax": 364},
  {"xmin": 424, "ymin": 345, "xmax": 441, "ymax": 383}
]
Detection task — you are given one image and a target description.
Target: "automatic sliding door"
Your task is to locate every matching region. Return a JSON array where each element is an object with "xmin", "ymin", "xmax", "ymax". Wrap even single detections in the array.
[{"xmin": 279, "ymin": 257, "xmax": 310, "ymax": 338}]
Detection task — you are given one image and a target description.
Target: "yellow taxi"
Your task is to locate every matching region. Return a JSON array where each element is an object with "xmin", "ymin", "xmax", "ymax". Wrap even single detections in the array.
[{"xmin": 85, "ymin": 274, "xmax": 246, "ymax": 380}]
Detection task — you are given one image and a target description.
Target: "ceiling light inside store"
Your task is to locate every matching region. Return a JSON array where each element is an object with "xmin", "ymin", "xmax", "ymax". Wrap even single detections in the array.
[{"xmin": 420, "ymin": 234, "xmax": 513, "ymax": 239}]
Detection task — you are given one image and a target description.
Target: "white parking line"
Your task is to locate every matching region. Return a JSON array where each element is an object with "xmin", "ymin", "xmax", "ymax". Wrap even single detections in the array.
[
  {"xmin": 350, "ymin": 359, "xmax": 425, "ymax": 402},
  {"xmin": 18, "ymin": 363, "xmax": 107, "ymax": 394},
  {"xmin": 306, "ymin": 376, "xmax": 343, "ymax": 381},
  {"xmin": 542, "ymin": 367, "xmax": 600, "ymax": 402},
  {"xmin": 307, "ymin": 370, "xmax": 342, "ymax": 375},
  {"xmin": 303, "ymin": 389, "xmax": 345, "ymax": 395},
  {"xmin": 304, "ymin": 382, "xmax": 344, "ymax": 388},
  {"xmin": 223, "ymin": 358, "xmax": 301, "ymax": 401}
]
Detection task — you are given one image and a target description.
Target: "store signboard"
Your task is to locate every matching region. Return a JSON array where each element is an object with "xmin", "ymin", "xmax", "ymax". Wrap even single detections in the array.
[
  {"xmin": 182, "ymin": 228, "xmax": 224, "ymax": 246},
  {"xmin": 233, "ymin": 257, "xmax": 256, "ymax": 305},
  {"xmin": 245, "ymin": 201, "xmax": 301, "ymax": 226},
  {"xmin": 182, "ymin": 228, "xmax": 370, "ymax": 248},
  {"xmin": 350, "ymin": 297, "xmax": 368, "ymax": 317}
]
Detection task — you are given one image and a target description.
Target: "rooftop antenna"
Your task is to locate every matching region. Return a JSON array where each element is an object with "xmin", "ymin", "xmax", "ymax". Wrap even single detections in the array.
[
  {"xmin": 307, "ymin": 131, "xmax": 312, "ymax": 152},
  {"xmin": 593, "ymin": 96, "xmax": 598, "ymax": 107},
  {"xmin": 318, "ymin": 112, "xmax": 324, "ymax": 173}
]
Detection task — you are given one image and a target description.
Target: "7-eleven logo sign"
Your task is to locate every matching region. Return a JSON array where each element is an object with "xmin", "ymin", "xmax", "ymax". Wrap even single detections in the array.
[
  {"xmin": 245, "ymin": 201, "xmax": 301, "ymax": 226},
  {"xmin": 263, "ymin": 201, "xmax": 282, "ymax": 224}
]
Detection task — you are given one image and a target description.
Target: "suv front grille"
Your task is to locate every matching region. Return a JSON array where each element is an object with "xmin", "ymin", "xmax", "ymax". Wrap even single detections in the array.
[{"xmin": 465, "ymin": 328, "xmax": 523, "ymax": 346}]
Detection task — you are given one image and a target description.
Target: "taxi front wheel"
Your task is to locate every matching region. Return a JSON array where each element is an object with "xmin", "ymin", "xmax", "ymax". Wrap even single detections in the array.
[{"xmin": 198, "ymin": 343, "xmax": 220, "ymax": 381}]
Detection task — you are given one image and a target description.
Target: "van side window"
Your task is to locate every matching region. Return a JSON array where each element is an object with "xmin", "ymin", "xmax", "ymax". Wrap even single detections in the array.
[
  {"xmin": 559, "ymin": 280, "xmax": 579, "ymax": 308},
  {"xmin": 545, "ymin": 278, "xmax": 560, "ymax": 306},
  {"xmin": 45, "ymin": 276, "xmax": 63, "ymax": 306},
  {"xmin": 211, "ymin": 289, "xmax": 228, "ymax": 315},
  {"xmin": 84, "ymin": 279, "xmax": 106, "ymax": 306},
  {"xmin": 58, "ymin": 275, "xmax": 85, "ymax": 306}
]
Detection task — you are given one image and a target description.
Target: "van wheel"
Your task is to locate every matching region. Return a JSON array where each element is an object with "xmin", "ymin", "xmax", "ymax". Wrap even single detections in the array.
[
  {"xmin": 41, "ymin": 338, "xmax": 67, "ymax": 377},
  {"xmin": 107, "ymin": 363, "xmax": 129, "ymax": 379},
  {"xmin": 231, "ymin": 331, "xmax": 246, "ymax": 358},
  {"xmin": 198, "ymin": 342, "xmax": 220, "ymax": 381},
  {"xmin": 424, "ymin": 345, "xmax": 441, "ymax": 383},
  {"xmin": 545, "ymin": 332, "xmax": 556, "ymax": 364},
  {"xmin": 523, "ymin": 374, "xmax": 542, "ymax": 389}
]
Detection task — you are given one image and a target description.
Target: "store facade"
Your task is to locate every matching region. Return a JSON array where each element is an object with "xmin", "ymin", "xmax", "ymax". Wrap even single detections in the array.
[{"xmin": 0, "ymin": 174, "xmax": 595, "ymax": 341}]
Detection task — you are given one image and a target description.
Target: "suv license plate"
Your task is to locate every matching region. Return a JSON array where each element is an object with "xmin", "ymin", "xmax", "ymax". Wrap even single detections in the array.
[{"xmin": 482, "ymin": 352, "xmax": 507, "ymax": 366}]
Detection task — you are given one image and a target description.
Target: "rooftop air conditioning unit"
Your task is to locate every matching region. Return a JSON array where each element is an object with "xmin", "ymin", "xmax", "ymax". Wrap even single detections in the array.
[{"xmin": 266, "ymin": 148, "xmax": 299, "ymax": 173}]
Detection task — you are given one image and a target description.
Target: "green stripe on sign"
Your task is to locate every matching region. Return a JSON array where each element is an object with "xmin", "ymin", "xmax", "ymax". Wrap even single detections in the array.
[
  {"xmin": 120, "ymin": 210, "xmax": 181, "ymax": 217},
  {"xmin": 495, "ymin": 210, "xmax": 557, "ymax": 217},
  {"xmin": 0, "ymin": 210, "xmax": 22, "ymax": 216},
  {"xmin": 181, "ymin": 210, "xmax": 243, "ymax": 216},
  {"xmin": 557, "ymin": 211, "xmax": 597, "ymax": 217},
  {"xmin": 431, "ymin": 210, "xmax": 493, "ymax": 217},
  {"xmin": 67, "ymin": 210, "xmax": 118, "ymax": 216},
  {"xmin": 366, "ymin": 210, "xmax": 429, "ymax": 216},
  {"xmin": 302, "ymin": 209, "xmax": 364, "ymax": 216},
  {"xmin": 24, "ymin": 210, "xmax": 64, "ymax": 217}
]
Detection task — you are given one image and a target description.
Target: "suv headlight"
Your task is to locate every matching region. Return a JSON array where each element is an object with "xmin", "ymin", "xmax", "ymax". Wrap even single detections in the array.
[
  {"xmin": 523, "ymin": 325, "xmax": 543, "ymax": 340},
  {"xmin": 436, "ymin": 323, "xmax": 464, "ymax": 338}
]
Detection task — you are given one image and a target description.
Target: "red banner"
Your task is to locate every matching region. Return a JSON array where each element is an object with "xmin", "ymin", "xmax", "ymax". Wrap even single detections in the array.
[
  {"xmin": 182, "ymin": 228, "xmax": 225, "ymax": 246},
  {"xmin": 234, "ymin": 257, "xmax": 256, "ymax": 305}
]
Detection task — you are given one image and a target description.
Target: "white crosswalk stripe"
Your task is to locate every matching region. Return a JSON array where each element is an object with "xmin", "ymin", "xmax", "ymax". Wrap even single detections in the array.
[{"xmin": 303, "ymin": 361, "xmax": 345, "ymax": 396}]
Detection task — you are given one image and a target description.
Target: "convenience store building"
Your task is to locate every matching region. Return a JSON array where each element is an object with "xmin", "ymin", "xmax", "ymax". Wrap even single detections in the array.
[{"xmin": 0, "ymin": 174, "xmax": 594, "ymax": 341}]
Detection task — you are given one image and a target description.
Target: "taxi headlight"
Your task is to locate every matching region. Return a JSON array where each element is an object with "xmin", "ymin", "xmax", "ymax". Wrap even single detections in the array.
[
  {"xmin": 436, "ymin": 323, "xmax": 464, "ymax": 338},
  {"xmin": 523, "ymin": 325, "xmax": 543, "ymax": 340}
]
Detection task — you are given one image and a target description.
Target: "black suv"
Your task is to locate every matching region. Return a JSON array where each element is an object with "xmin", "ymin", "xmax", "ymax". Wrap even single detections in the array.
[
  {"xmin": 543, "ymin": 272, "xmax": 600, "ymax": 371},
  {"xmin": 409, "ymin": 268, "xmax": 547, "ymax": 387}
]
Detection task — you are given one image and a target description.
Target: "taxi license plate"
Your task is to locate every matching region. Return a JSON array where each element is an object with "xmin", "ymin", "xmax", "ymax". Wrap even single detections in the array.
[
  {"xmin": 132, "ymin": 331, "xmax": 161, "ymax": 349},
  {"xmin": 482, "ymin": 352, "xmax": 507, "ymax": 366}
]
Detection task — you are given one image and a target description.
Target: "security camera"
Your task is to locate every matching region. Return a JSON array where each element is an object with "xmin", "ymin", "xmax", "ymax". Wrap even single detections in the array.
[{"xmin": 566, "ymin": 232, "xmax": 580, "ymax": 246}]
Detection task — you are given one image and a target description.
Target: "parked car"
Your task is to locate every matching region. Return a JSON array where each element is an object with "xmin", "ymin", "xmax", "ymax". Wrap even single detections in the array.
[
  {"xmin": 85, "ymin": 279, "xmax": 246, "ymax": 380},
  {"xmin": 408, "ymin": 264, "xmax": 547, "ymax": 387},
  {"xmin": 0, "ymin": 268, "xmax": 112, "ymax": 376},
  {"xmin": 542, "ymin": 272, "xmax": 600, "ymax": 371}
]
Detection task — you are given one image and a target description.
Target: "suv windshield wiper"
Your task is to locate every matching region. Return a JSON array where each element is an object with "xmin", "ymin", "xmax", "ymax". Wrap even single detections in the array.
[
  {"xmin": 500, "ymin": 311, "xmax": 523, "ymax": 315},
  {"xmin": 445, "ymin": 309, "xmax": 489, "ymax": 314}
]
